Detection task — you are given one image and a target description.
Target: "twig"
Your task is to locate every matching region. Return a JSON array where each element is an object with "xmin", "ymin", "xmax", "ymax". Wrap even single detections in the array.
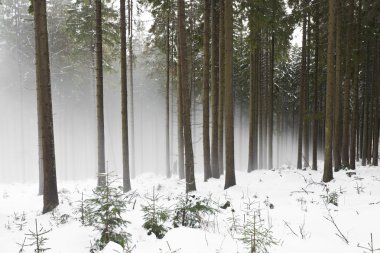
[
  {"xmin": 283, "ymin": 220, "xmax": 298, "ymax": 237},
  {"xmin": 323, "ymin": 208, "xmax": 349, "ymax": 244}
]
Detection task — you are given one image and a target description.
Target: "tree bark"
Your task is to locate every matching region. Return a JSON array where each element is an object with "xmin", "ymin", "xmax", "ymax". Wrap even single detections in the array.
[
  {"xmin": 33, "ymin": 0, "xmax": 59, "ymax": 213},
  {"xmin": 323, "ymin": 0, "xmax": 336, "ymax": 183},
  {"xmin": 203, "ymin": 0, "xmax": 212, "ymax": 181},
  {"xmin": 165, "ymin": 0, "xmax": 171, "ymax": 178},
  {"xmin": 224, "ymin": 0, "xmax": 235, "ymax": 189},
  {"xmin": 218, "ymin": 0, "xmax": 225, "ymax": 175},
  {"xmin": 95, "ymin": 0, "xmax": 106, "ymax": 186},
  {"xmin": 178, "ymin": 0, "xmax": 196, "ymax": 192}
]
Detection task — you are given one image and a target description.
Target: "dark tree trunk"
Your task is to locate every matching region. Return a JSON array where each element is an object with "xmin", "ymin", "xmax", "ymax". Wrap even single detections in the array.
[
  {"xmin": 178, "ymin": 0, "xmax": 196, "ymax": 192},
  {"xmin": 33, "ymin": 0, "xmax": 59, "ymax": 213},
  {"xmin": 218, "ymin": 0, "xmax": 225, "ymax": 175},
  {"xmin": 211, "ymin": 0, "xmax": 220, "ymax": 178},
  {"xmin": 203, "ymin": 0, "xmax": 212, "ymax": 181},
  {"xmin": 224, "ymin": 0, "xmax": 235, "ymax": 189},
  {"xmin": 120, "ymin": 0, "xmax": 131, "ymax": 192},
  {"xmin": 323, "ymin": 0, "xmax": 336, "ymax": 183}
]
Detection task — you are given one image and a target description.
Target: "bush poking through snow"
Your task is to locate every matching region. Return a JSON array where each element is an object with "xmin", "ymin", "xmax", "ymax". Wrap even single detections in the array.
[
  {"xmin": 172, "ymin": 194, "xmax": 217, "ymax": 229},
  {"xmin": 81, "ymin": 174, "xmax": 131, "ymax": 251},
  {"xmin": 141, "ymin": 187, "xmax": 171, "ymax": 239},
  {"xmin": 321, "ymin": 187, "xmax": 339, "ymax": 206}
]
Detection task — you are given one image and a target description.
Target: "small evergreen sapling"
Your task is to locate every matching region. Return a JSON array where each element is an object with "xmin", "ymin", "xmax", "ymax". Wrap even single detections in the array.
[
  {"xmin": 172, "ymin": 193, "xmax": 217, "ymax": 229},
  {"xmin": 19, "ymin": 219, "xmax": 51, "ymax": 252},
  {"xmin": 81, "ymin": 174, "xmax": 131, "ymax": 251},
  {"xmin": 141, "ymin": 187, "xmax": 171, "ymax": 239}
]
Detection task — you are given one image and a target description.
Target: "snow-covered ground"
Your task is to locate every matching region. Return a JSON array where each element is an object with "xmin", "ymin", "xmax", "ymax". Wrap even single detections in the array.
[{"xmin": 1, "ymin": 165, "xmax": 380, "ymax": 253}]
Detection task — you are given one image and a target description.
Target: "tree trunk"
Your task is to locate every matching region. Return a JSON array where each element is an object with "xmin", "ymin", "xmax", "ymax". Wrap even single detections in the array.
[
  {"xmin": 224, "ymin": 0, "xmax": 235, "ymax": 189},
  {"xmin": 165, "ymin": 0, "xmax": 171, "ymax": 178},
  {"xmin": 333, "ymin": 0, "xmax": 342, "ymax": 171},
  {"xmin": 211, "ymin": 0, "xmax": 220, "ymax": 178},
  {"xmin": 203, "ymin": 0, "xmax": 212, "ymax": 181},
  {"xmin": 178, "ymin": 0, "xmax": 196, "ymax": 192},
  {"xmin": 177, "ymin": 35, "xmax": 185, "ymax": 179},
  {"xmin": 297, "ymin": 13, "xmax": 307, "ymax": 170},
  {"xmin": 373, "ymin": 38, "xmax": 379, "ymax": 166},
  {"xmin": 33, "ymin": 0, "xmax": 59, "ymax": 213},
  {"xmin": 128, "ymin": 0, "xmax": 136, "ymax": 178},
  {"xmin": 120, "ymin": 0, "xmax": 131, "ymax": 192},
  {"xmin": 323, "ymin": 0, "xmax": 335, "ymax": 183},
  {"xmin": 312, "ymin": 0, "xmax": 320, "ymax": 171},
  {"xmin": 218, "ymin": 0, "xmax": 225, "ymax": 175},
  {"xmin": 95, "ymin": 0, "xmax": 106, "ymax": 186}
]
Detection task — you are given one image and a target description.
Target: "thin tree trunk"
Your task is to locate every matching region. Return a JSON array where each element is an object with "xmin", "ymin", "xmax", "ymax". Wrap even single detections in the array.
[
  {"xmin": 224, "ymin": 0, "xmax": 235, "ymax": 189},
  {"xmin": 211, "ymin": 0, "xmax": 220, "ymax": 178},
  {"xmin": 177, "ymin": 35, "xmax": 185, "ymax": 179},
  {"xmin": 323, "ymin": 0, "xmax": 335, "ymax": 183},
  {"xmin": 373, "ymin": 38, "xmax": 379, "ymax": 166},
  {"xmin": 95, "ymin": 0, "xmax": 106, "ymax": 186},
  {"xmin": 218, "ymin": 0, "xmax": 225, "ymax": 175},
  {"xmin": 120, "ymin": 0, "xmax": 131, "ymax": 192},
  {"xmin": 165, "ymin": 0, "xmax": 171, "ymax": 178},
  {"xmin": 203, "ymin": 0, "xmax": 212, "ymax": 181},
  {"xmin": 333, "ymin": 0, "xmax": 342, "ymax": 171},
  {"xmin": 312, "ymin": 0, "xmax": 320, "ymax": 171},
  {"xmin": 297, "ymin": 13, "xmax": 307, "ymax": 170}
]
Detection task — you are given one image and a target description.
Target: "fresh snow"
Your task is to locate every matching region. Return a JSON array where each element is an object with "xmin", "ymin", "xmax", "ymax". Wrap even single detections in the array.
[{"xmin": 1, "ymin": 165, "xmax": 380, "ymax": 253}]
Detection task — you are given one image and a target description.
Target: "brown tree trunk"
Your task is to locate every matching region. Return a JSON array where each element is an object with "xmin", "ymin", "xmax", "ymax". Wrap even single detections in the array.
[
  {"xmin": 178, "ymin": 0, "xmax": 196, "ymax": 192},
  {"xmin": 203, "ymin": 0, "xmax": 212, "ymax": 181},
  {"xmin": 224, "ymin": 0, "xmax": 235, "ymax": 189},
  {"xmin": 95, "ymin": 0, "xmax": 106, "ymax": 186},
  {"xmin": 211, "ymin": 0, "xmax": 220, "ymax": 178},
  {"xmin": 120, "ymin": 0, "xmax": 131, "ymax": 192},
  {"xmin": 33, "ymin": 0, "xmax": 59, "ymax": 213},
  {"xmin": 218, "ymin": 0, "xmax": 225, "ymax": 175},
  {"xmin": 177, "ymin": 35, "xmax": 185, "ymax": 179},
  {"xmin": 312, "ymin": 0, "xmax": 320, "ymax": 171},
  {"xmin": 323, "ymin": 0, "xmax": 336, "ymax": 182},
  {"xmin": 333, "ymin": 0, "xmax": 342, "ymax": 171},
  {"xmin": 373, "ymin": 38, "xmax": 379, "ymax": 166}
]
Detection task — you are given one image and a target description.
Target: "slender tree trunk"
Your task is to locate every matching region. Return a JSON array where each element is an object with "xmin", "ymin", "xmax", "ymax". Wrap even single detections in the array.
[
  {"xmin": 203, "ymin": 0, "xmax": 212, "ymax": 181},
  {"xmin": 362, "ymin": 42, "xmax": 370, "ymax": 166},
  {"xmin": 211, "ymin": 0, "xmax": 220, "ymax": 178},
  {"xmin": 248, "ymin": 47, "xmax": 258, "ymax": 172},
  {"xmin": 373, "ymin": 38, "xmax": 379, "ymax": 166},
  {"xmin": 224, "ymin": 0, "xmax": 235, "ymax": 189},
  {"xmin": 323, "ymin": 0, "xmax": 335, "ymax": 183},
  {"xmin": 95, "ymin": 0, "xmax": 106, "ymax": 186},
  {"xmin": 218, "ymin": 0, "xmax": 225, "ymax": 175},
  {"xmin": 297, "ymin": 13, "xmax": 307, "ymax": 170},
  {"xmin": 333, "ymin": 0, "xmax": 342, "ymax": 171},
  {"xmin": 178, "ymin": 0, "xmax": 196, "ymax": 192},
  {"xmin": 304, "ymin": 12, "xmax": 310, "ymax": 167},
  {"xmin": 165, "ymin": 0, "xmax": 171, "ymax": 178},
  {"xmin": 342, "ymin": 0, "xmax": 353, "ymax": 168},
  {"xmin": 120, "ymin": 0, "xmax": 131, "ymax": 192},
  {"xmin": 268, "ymin": 31, "xmax": 274, "ymax": 170},
  {"xmin": 33, "ymin": 0, "xmax": 59, "ymax": 213},
  {"xmin": 128, "ymin": 0, "xmax": 136, "ymax": 178},
  {"xmin": 312, "ymin": 0, "xmax": 320, "ymax": 171},
  {"xmin": 177, "ymin": 35, "xmax": 185, "ymax": 179}
]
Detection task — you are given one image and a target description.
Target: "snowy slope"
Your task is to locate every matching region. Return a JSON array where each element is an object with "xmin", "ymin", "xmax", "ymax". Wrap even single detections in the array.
[{"xmin": 1, "ymin": 165, "xmax": 380, "ymax": 253}]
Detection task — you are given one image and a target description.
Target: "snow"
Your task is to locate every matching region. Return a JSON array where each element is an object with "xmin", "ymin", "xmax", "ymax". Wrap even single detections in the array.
[{"xmin": 1, "ymin": 165, "xmax": 380, "ymax": 253}]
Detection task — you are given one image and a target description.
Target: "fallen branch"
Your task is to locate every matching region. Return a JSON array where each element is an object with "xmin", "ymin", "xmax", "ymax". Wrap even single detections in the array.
[
  {"xmin": 283, "ymin": 220, "xmax": 298, "ymax": 237},
  {"xmin": 323, "ymin": 207, "xmax": 349, "ymax": 244}
]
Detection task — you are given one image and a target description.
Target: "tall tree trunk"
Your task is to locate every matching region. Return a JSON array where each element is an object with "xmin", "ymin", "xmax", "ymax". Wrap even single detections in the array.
[
  {"xmin": 128, "ymin": 0, "xmax": 136, "ymax": 178},
  {"xmin": 362, "ymin": 42, "xmax": 370, "ymax": 166},
  {"xmin": 304, "ymin": 12, "xmax": 310, "ymax": 167},
  {"xmin": 177, "ymin": 35, "xmax": 185, "ymax": 179},
  {"xmin": 33, "ymin": 0, "xmax": 59, "ymax": 213},
  {"xmin": 333, "ymin": 0, "xmax": 342, "ymax": 171},
  {"xmin": 323, "ymin": 0, "xmax": 336, "ymax": 183},
  {"xmin": 95, "ymin": 0, "xmax": 106, "ymax": 186},
  {"xmin": 248, "ymin": 47, "xmax": 258, "ymax": 172},
  {"xmin": 203, "ymin": 0, "xmax": 212, "ymax": 181},
  {"xmin": 373, "ymin": 38, "xmax": 379, "ymax": 166},
  {"xmin": 218, "ymin": 0, "xmax": 225, "ymax": 175},
  {"xmin": 312, "ymin": 0, "xmax": 320, "ymax": 171},
  {"xmin": 178, "ymin": 0, "xmax": 196, "ymax": 192},
  {"xmin": 165, "ymin": 0, "xmax": 171, "ymax": 178},
  {"xmin": 268, "ymin": 30, "xmax": 274, "ymax": 170},
  {"xmin": 120, "ymin": 0, "xmax": 131, "ymax": 192},
  {"xmin": 297, "ymin": 12, "xmax": 307, "ymax": 170},
  {"xmin": 211, "ymin": 0, "xmax": 220, "ymax": 178},
  {"xmin": 342, "ymin": 0, "xmax": 354, "ymax": 168},
  {"xmin": 224, "ymin": 0, "xmax": 235, "ymax": 189}
]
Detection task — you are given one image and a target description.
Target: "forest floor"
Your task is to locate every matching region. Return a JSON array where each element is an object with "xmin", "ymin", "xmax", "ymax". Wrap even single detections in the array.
[{"xmin": 1, "ymin": 164, "xmax": 380, "ymax": 253}]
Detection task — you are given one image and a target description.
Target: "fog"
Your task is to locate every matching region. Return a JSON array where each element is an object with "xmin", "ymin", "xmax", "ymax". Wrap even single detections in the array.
[{"xmin": 0, "ymin": 1, "xmax": 315, "ymax": 185}]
